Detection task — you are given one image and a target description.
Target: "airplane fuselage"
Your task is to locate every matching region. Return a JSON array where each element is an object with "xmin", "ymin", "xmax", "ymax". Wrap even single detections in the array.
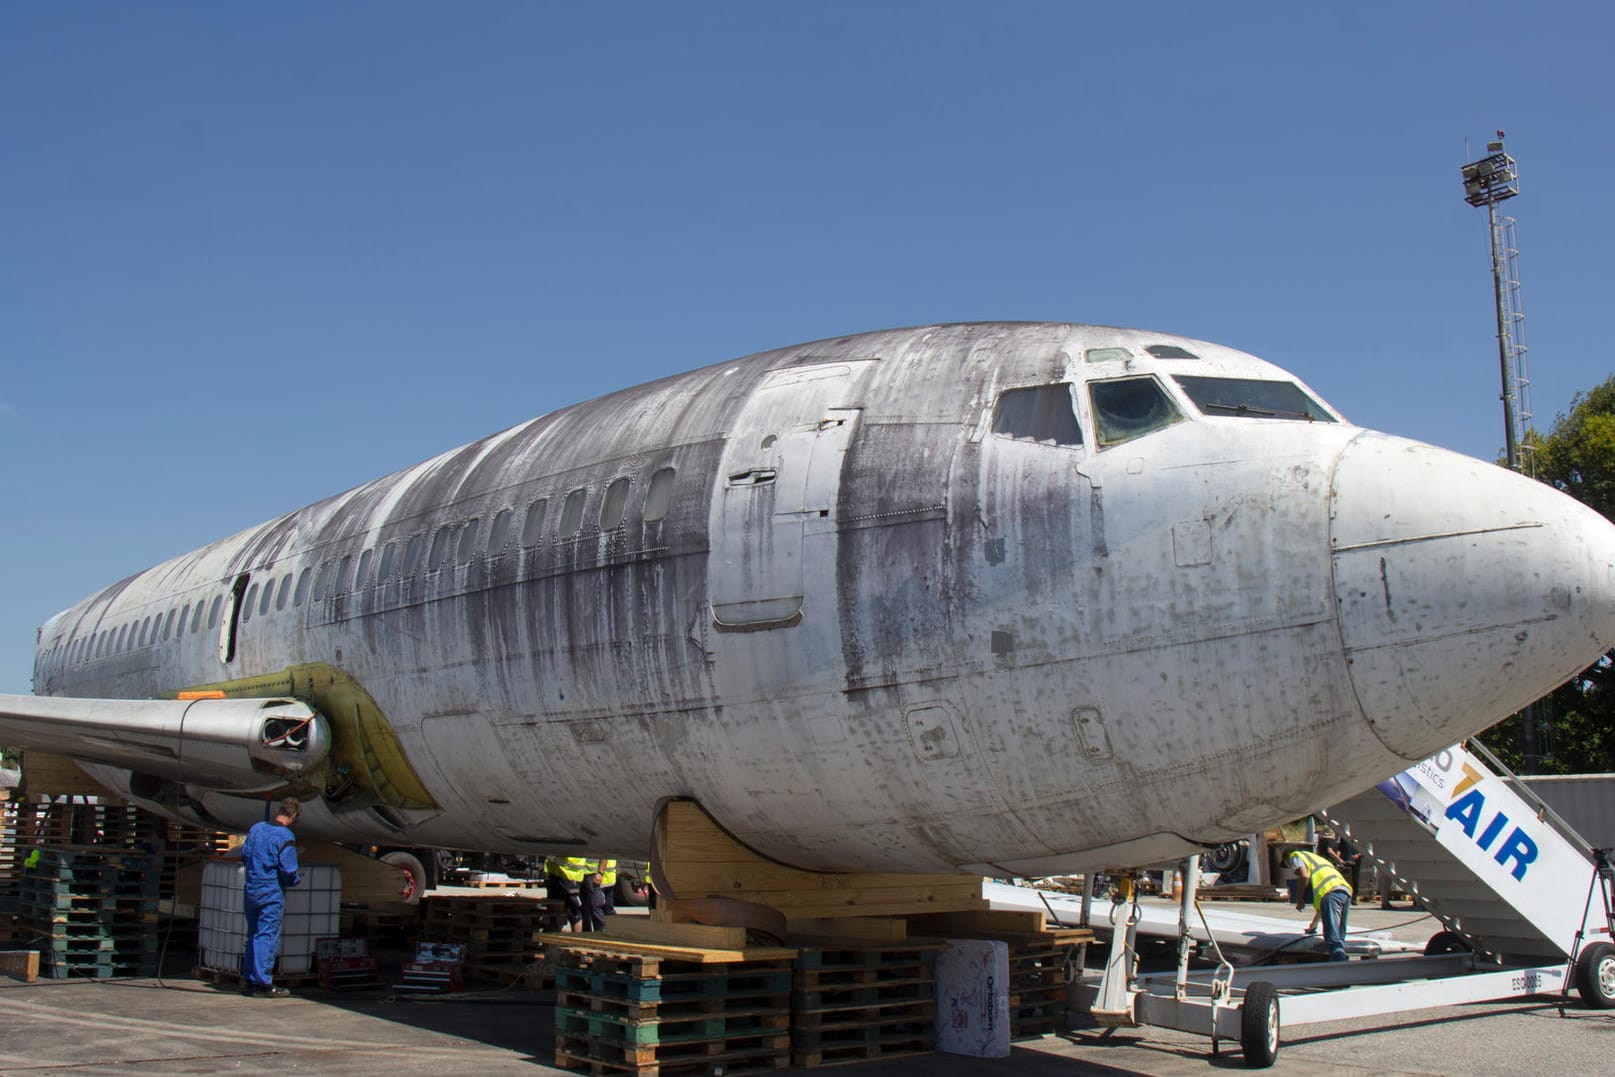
[{"xmin": 19, "ymin": 323, "xmax": 1615, "ymax": 876}]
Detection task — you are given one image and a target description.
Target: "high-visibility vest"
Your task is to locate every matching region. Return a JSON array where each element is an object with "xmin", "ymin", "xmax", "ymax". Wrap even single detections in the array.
[
  {"xmin": 545, "ymin": 856, "xmax": 591, "ymax": 883},
  {"xmin": 597, "ymin": 859, "xmax": 618, "ymax": 886},
  {"xmin": 1293, "ymin": 850, "xmax": 1351, "ymax": 906}
]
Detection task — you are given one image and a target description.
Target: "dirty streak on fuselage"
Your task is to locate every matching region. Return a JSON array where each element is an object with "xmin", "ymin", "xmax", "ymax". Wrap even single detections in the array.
[{"xmin": 33, "ymin": 323, "xmax": 1412, "ymax": 874}]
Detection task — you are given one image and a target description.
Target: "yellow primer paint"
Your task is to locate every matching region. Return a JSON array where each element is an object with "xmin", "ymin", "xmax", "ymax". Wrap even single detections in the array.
[{"xmin": 175, "ymin": 663, "xmax": 438, "ymax": 810}]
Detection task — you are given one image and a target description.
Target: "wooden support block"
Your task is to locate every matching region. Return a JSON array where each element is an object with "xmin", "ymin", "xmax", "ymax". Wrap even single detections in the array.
[
  {"xmin": 785, "ymin": 916, "xmax": 910, "ymax": 943},
  {"xmin": 595, "ymin": 918, "xmax": 750, "ymax": 950},
  {"xmin": 539, "ymin": 932, "xmax": 797, "ymax": 964},
  {"xmin": 0, "ymin": 950, "xmax": 40, "ymax": 983},
  {"xmin": 653, "ymin": 800, "xmax": 988, "ymax": 921},
  {"xmin": 907, "ymin": 909, "xmax": 1048, "ymax": 937}
]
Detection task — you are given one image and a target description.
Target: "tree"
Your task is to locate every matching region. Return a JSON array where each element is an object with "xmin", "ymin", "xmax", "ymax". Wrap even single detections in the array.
[{"xmin": 1482, "ymin": 376, "xmax": 1615, "ymax": 773}]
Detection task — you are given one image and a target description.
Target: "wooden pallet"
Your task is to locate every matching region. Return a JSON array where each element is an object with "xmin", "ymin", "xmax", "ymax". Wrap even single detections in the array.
[
  {"xmin": 551, "ymin": 945, "xmax": 795, "ymax": 1077},
  {"xmin": 453, "ymin": 876, "xmax": 546, "ymax": 890},
  {"xmin": 788, "ymin": 942, "xmax": 937, "ymax": 1068}
]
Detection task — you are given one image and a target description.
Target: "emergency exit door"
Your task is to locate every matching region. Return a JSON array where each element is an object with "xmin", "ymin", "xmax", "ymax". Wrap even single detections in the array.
[{"xmin": 708, "ymin": 362, "xmax": 873, "ymax": 629}]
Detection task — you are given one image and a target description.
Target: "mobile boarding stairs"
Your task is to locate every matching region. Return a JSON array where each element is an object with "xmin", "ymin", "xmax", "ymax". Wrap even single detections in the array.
[{"xmin": 1071, "ymin": 739, "xmax": 1615, "ymax": 1067}]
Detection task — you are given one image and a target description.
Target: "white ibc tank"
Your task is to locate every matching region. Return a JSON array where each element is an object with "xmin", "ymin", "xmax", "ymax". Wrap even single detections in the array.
[{"xmin": 197, "ymin": 858, "xmax": 341, "ymax": 976}]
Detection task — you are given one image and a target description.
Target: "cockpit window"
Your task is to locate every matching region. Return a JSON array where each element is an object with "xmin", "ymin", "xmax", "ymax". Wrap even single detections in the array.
[
  {"xmin": 991, "ymin": 384, "xmax": 1083, "ymax": 446},
  {"xmin": 1145, "ymin": 344, "xmax": 1199, "ymax": 360},
  {"xmin": 1089, "ymin": 376, "xmax": 1185, "ymax": 448},
  {"xmin": 1173, "ymin": 376, "xmax": 1336, "ymax": 423}
]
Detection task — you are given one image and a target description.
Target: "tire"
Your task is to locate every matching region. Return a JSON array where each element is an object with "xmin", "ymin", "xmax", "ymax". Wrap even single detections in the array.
[
  {"xmin": 1240, "ymin": 980, "xmax": 1280, "ymax": 1068},
  {"xmin": 1424, "ymin": 930, "xmax": 1471, "ymax": 956},
  {"xmin": 615, "ymin": 876, "xmax": 652, "ymax": 907},
  {"xmin": 1205, "ymin": 842, "xmax": 1246, "ymax": 875},
  {"xmin": 380, "ymin": 849, "xmax": 427, "ymax": 905},
  {"xmin": 1575, "ymin": 942, "xmax": 1615, "ymax": 1009}
]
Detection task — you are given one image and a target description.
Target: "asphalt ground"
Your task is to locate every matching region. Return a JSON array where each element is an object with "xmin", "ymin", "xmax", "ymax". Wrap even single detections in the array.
[{"xmin": 2, "ymin": 898, "xmax": 1611, "ymax": 1076}]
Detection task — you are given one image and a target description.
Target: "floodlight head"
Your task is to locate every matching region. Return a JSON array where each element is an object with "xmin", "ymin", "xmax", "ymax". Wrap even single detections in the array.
[{"xmin": 1462, "ymin": 146, "xmax": 1518, "ymax": 207}]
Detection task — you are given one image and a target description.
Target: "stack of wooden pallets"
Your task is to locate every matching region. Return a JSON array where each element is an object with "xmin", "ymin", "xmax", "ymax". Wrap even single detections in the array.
[
  {"xmin": 18, "ymin": 846, "xmax": 160, "ymax": 979},
  {"xmin": 551, "ymin": 946, "xmax": 793, "ymax": 1076},
  {"xmin": 420, "ymin": 894, "xmax": 566, "ymax": 986},
  {"xmin": 789, "ymin": 941, "xmax": 940, "ymax": 1068},
  {"xmin": 1000, "ymin": 930, "xmax": 1086, "ymax": 1038}
]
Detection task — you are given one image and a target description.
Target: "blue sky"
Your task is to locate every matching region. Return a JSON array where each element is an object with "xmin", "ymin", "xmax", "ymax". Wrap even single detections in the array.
[{"xmin": 2, "ymin": 3, "xmax": 1611, "ymax": 693}]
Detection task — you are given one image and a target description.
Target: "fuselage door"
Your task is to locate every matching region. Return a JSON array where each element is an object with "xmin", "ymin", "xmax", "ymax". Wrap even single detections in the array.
[{"xmin": 709, "ymin": 363, "xmax": 873, "ymax": 629}]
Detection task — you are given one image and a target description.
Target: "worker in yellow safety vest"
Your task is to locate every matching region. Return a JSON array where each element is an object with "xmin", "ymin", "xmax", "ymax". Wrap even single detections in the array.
[
  {"xmin": 1289, "ymin": 849, "xmax": 1353, "ymax": 961},
  {"xmin": 544, "ymin": 856, "xmax": 591, "ymax": 931}
]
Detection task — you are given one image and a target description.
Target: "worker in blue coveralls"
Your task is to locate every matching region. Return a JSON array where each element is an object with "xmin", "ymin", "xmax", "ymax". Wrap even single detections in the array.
[{"xmin": 241, "ymin": 797, "xmax": 302, "ymax": 997}]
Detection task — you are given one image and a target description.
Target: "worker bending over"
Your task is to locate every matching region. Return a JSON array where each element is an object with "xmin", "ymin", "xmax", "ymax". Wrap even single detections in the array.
[{"xmin": 1290, "ymin": 849, "xmax": 1352, "ymax": 962}]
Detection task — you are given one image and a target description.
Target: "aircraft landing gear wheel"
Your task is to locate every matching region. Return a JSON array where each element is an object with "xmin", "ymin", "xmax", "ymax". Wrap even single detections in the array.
[
  {"xmin": 380, "ymin": 850, "xmax": 426, "ymax": 905},
  {"xmin": 1240, "ymin": 980, "xmax": 1280, "ymax": 1068},
  {"xmin": 1575, "ymin": 942, "xmax": 1615, "ymax": 1009},
  {"xmin": 1205, "ymin": 842, "xmax": 1246, "ymax": 875}
]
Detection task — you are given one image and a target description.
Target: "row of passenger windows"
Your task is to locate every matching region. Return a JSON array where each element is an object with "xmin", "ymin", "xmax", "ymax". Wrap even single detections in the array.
[
  {"xmin": 43, "ymin": 466, "xmax": 680, "ymax": 670},
  {"xmin": 45, "ymin": 592, "xmax": 227, "ymax": 671}
]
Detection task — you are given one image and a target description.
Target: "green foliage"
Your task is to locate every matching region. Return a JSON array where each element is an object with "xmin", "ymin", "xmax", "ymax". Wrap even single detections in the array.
[{"xmin": 1481, "ymin": 375, "xmax": 1615, "ymax": 773}]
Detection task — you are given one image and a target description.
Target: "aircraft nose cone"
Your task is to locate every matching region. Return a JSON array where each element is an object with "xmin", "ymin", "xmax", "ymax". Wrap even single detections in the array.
[{"xmin": 1331, "ymin": 431, "xmax": 1615, "ymax": 759}]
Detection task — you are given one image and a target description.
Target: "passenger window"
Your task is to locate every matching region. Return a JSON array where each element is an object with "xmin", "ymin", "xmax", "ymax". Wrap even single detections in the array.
[
  {"xmin": 355, "ymin": 549, "xmax": 375, "ymax": 589},
  {"xmin": 992, "ymin": 385, "xmax": 1083, "ymax": 446},
  {"xmin": 275, "ymin": 574, "xmax": 292, "ymax": 611},
  {"xmin": 335, "ymin": 554, "xmax": 356, "ymax": 594},
  {"xmin": 163, "ymin": 609, "xmax": 177, "ymax": 639},
  {"xmin": 177, "ymin": 604, "xmax": 191, "ymax": 636},
  {"xmin": 456, "ymin": 518, "xmax": 482, "ymax": 563},
  {"xmin": 487, "ymin": 508, "xmax": 513, "ymax": 555},
  {"xmin": 1090, "ymin": 376, "xmax": 1185, "ymax": 448},
  {"xmin": 600, "ymin": 479, "xmax": 631, "ymax": 530},
  {"xmin": 521, "ymin": 499, "xmax": 548, "ymax": 546},
  {"xmin": 208, "ymin": 594, "xmax": 223, "ymax": 630},
  {"xmin": 377, "ymin": 542, "xmax": 398, "ymax": 582},
  {"xmin": 139, "ymin": 617, "xmax": 152, "ymax": 646},
  {"xmin": 428, "ymin": 526, "xmax": 452, "ymax": 571},
  {"xmin": 294, "ymin": 568, "xmax": 313, "ymax": 606},
  {"xmin": 559, "ymin": 488, "xmax": 587, "ymax": 535},
  {"xmin": 642, "ymin": 468, "xmax": 675, "ymax": 522},
  {"xmin": 242, "ymin": 585, "xmax": 258, "ymax": 622},
  {"xmin": 402, "ymin": 533, "xmax": 425, "ymax": 576},
  {"xmin": 313, "ymin": 562, "xmax": 334, "ymax": 601},
  {"xmin": 258, "ymin": 580, "xmax": 274, "ymax": 616}
]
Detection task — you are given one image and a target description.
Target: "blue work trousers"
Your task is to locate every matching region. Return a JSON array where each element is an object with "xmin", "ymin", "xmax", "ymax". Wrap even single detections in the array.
[
  {"xmin": 243, "ymin": 895, "xmax": 284, "ymax": 986},
  {"xmin": 1319, "ymin": 887, "xmax": 1351, "ymax": 962}
]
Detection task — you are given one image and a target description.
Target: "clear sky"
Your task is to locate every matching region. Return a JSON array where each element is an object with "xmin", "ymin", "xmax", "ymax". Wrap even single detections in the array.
[{"xmin": 2, "ymin": 3, "xmax": 1611, "ymax": 694}]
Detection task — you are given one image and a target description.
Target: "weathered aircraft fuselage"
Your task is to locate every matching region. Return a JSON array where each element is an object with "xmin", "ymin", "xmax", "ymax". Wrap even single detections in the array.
[{"xmin": 13, "ymin": 323, "xmax": 1615, "ymax": 875}]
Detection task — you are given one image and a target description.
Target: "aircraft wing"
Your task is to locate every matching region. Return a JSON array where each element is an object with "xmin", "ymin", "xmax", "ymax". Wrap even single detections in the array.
[{"xmin": 0, "ymin": 693, "xmax": 330, "ymax": 793}]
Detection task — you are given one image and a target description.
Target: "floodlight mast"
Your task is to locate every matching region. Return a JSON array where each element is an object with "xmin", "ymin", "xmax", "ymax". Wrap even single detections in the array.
[
  {"xmin": 1463, "ymin": 132, "xmax": 1543, "ymax": 773},
  {"xmin": 1462, "ymin": 131, "xmax": 1524, "ymax": 472}
]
